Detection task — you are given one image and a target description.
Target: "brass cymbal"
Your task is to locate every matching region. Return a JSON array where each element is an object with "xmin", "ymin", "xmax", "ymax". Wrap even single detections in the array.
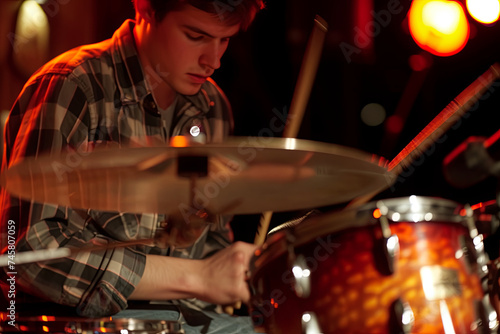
[{"xmin": 0, "ymin": 137, "xmax": 395, "ymax": 215}]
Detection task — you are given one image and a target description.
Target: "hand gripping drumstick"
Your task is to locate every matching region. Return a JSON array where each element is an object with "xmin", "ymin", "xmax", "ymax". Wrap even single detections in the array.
[
  {"xmin": 254, "ymin": 15, "xmax": 328, "ymax": 246},
  {"xmin": 222, "ymin": 15, "xmax": 328, "ymax": 316},
  {"xmin": 348, "ymin": 62, "xmax": 500, "ymax": 208}
]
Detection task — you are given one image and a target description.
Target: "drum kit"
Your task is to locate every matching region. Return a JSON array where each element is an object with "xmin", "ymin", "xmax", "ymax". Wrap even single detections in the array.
[
  {"xmin": 1, "ymin": 13, "xmax": 500, "ymax": 334},
  {"xmin": 0, "ymin": 130, "xmax": 499, "ymax": 333}
]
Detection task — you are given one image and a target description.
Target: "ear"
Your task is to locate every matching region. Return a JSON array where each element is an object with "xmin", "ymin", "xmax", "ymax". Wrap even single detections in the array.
[{"xmin": 135, "ymin": 0, "xmax": 155, "ymax": 23}]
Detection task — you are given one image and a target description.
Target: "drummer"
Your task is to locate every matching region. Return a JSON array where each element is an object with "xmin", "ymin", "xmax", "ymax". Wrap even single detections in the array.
[{"xmin": 0, "ymin": 0, "xmax": 264, "ymax": 333}]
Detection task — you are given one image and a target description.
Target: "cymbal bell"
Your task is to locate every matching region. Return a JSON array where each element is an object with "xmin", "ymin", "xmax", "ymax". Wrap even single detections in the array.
[{"xmin": 1, "ymin": 137, "xmax": 395, "ymax": 215}]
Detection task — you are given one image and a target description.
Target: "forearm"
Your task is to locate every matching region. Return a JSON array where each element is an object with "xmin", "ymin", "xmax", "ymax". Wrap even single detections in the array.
[
  {"xmin": 129, "ymin": 254, "xmax": 205, "ymax": 301},
  {"xmin": 129, "ymin": 242, "xmax": 259, "ymax": 306}
]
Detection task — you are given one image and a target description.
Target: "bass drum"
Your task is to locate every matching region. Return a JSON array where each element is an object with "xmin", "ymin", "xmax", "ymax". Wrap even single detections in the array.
[{"xmin": 249, "ymin": 196, "xmax": 497, "ymax": 333}]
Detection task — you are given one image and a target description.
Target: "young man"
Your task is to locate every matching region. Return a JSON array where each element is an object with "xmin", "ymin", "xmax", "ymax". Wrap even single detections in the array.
[{"xmin": 1, "ymin": 0, "xmax": 264, "ymax": 332}]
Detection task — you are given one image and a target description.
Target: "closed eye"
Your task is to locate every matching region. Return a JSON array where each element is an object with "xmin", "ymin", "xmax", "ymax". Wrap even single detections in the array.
[{"xmin": 186, "ymin": 33, "xmax": 204, "ymax": 41}]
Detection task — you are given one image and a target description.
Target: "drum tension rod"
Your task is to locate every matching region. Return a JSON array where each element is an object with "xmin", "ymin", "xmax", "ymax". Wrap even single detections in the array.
[
  {"xmin": 464, "ymin": 204, "xmax": 490, "ymax": 282},
  {"xmin": 375, "ymin": 201, "xmax": 400, "ymax": 276},
  {"xmin": 375, "ymin": 202, "xmax": 414, "ymax": 333},
  {"xmin": 285, "ymin": 230, "xmax": 311, "ymax": 299},
  {"xmin": 464, "ymin": 204, "xmax": 499, "ymax": 332}
]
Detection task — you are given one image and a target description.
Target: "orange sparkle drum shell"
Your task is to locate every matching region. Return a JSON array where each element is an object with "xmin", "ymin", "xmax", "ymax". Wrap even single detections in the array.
[{"xmin": 249, "ymin": 197, "xmax": 487, "ymax": 334}]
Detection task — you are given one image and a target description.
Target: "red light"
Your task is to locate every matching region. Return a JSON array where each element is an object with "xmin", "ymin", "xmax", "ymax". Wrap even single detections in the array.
[
  {"xmin": 409, "ymin": 53, "xmax": 432, "ymax": 71},
  {"xmin": 385, "ymin": 115, "xmax": 404, "ymax": 134}
]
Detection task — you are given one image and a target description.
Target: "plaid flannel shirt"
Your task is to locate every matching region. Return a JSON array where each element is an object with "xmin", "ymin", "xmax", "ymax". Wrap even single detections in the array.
[{"xmin": 0, "ymin": 20, "xmax": 234, "ymax": 317}]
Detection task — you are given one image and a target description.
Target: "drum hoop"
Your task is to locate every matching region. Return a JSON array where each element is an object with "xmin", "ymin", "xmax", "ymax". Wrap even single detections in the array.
[
  {"xmin": 251, "ymin": 196, "xmax": 466, "ymax": 273},
  {"xmin": 2, "ymin": 316, "xmax": 184, "ymax": 333},
  {"xmin": 298, "ymin": 196, "xmax": 464, "ymax": 244},
  {"xmin": 251, "ymin": 231, "xmax": 289, "ymax": 273}
]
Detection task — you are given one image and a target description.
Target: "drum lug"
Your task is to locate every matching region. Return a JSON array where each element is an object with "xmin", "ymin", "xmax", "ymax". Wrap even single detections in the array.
[
  {"xmin": 290, "ymin": 253, "xmax": 311, "ymax": 298},
  {"xmin": 375, "ymin": 201, "xmax": 400, "ymax": 275},
  {"xmin": 473, "ymin": 294, "xmax": 499, "ymax": 334},
  {"xmin": 464, "ymin": 204, "xmax": 490, "ymax": 280},
  {"xmin": 460, "ymin": 234, "xmax": 479, "ymax": 275},
  {"xmin": 301, "ymin": 312, "xmax": 322, "ymax": 334},
  {"xmin": 488, "ymin": 258, "xmax": 500, "ymax": 330},
  {"xmin": 464, "ymin": 204, "xmax": 499, "ymax": 333},
  {"xmin": 285, "ymin": 230, "xmax": 311, "ymax": 299},
  {"xmin": 389, "ymin": 298, "xmax": 414, "ymax": 334}
]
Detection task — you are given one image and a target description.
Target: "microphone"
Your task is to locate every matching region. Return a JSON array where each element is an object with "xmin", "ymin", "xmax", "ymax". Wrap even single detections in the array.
[{"xmin": 443, "ymin": 129, "xmax": 500, "ymax": 188}]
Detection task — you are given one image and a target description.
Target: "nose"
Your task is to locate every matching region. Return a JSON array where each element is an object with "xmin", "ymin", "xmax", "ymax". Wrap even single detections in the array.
[{"xmin": 199, "ymin": 40, "xmax": 226, "ymax": 70}]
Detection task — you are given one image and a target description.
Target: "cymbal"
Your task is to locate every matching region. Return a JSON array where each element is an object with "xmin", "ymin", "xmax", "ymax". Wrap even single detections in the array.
[{"xmin": 0, "ymin": 137, "xmax": 395, "ymax": 215}]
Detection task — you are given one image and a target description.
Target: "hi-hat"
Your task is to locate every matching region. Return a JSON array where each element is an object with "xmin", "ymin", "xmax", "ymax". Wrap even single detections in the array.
[{"xmin": 0, "ymin": 137, "xmax": 395, "ymax": 215}]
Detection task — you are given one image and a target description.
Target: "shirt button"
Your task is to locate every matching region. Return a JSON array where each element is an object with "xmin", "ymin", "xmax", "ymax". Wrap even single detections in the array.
[{"xmin": 143, "ymin": 94, "xmax": 159, "ymax": 116}]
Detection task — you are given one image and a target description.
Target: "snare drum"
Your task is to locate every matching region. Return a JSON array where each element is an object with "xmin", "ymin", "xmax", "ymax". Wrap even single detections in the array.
[
  {"xmin": 0, "ymin": 315, "xmax": 184, "ymax": 333},
  {"xmin": 249, "ymin": 196, "xmax": 497, "ymax": 333}
]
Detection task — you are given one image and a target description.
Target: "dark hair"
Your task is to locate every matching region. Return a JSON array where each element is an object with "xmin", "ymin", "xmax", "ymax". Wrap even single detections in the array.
[{"xmin": 145, "ymin": 0, "xmax": 265, "ymax": 30}]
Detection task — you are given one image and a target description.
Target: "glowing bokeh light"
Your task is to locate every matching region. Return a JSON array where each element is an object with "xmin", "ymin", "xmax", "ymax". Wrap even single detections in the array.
[
  {"xmin": 466, "ymin": 0, "xmax": 500, "ymax": 24},
  {"xmin": 385, "ymin": 115, "xmax": 404, "ymax": 134},
  {"xmin": 361, "ymin": 103, "xmax": 386, "ymax": 127},
  {"xmin": 408, "ymin": 0, "xmax": 470, "ymax": 56}
]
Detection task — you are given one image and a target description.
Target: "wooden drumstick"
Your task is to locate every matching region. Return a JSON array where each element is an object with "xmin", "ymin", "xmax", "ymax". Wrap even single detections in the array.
[
  {"xmin": 222, "ymin": 16, "xmax": 328, "ymax": 317},
  {"xmin": 254, "ymin": 211, "xmax": 274, "ymax": 246},
  {"xmin": 254, "ymin": 15, "xmax": 329, "ymax": 245},
  {"xmin": 283, "ymin": 15, "xmax": 329, "ymax": 139},
  {"xmin": 222, "ymin": 214, "xmax": 273, "ymax": 314},
  {"xmin": 348, "ymin": 62, "xmax": 500, "ymax": 207}
]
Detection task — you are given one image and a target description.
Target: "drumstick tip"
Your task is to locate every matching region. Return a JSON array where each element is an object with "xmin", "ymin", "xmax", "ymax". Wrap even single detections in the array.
[{"xmin": 314, "ymin": 15, "xmax": 328, "ymax": 32}]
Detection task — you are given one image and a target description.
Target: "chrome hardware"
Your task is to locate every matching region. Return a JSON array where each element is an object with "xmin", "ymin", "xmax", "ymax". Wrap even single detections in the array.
[
  {"xmin": 488, "ymin": 258, "xmax": 500, "ymax": 330},
  {"xmin": 472, "ymin": 294, "xmax": 499, "ymax": 334},
  {"xmin": 301, "ymin": 312, "xmax": 323, "ymax": 334},
  {"xmin": 375, "ymin": 201, "xmax": 400, "ymax": 275},
  {"xmin": 464, "ymin": 204, "xmax": 498, "ymax": 334},
  {"xmin": 420, "ymin": 265, "xmax": 462, "ymax": 300},
  {"xmin": 464, "ymin": 204, "xmax": 490, "ymax": 280},
  {"xmin": 389, "ymin": 299, "xmax": 414, "ymax": 334},
  {"xmin": 290, "ymin": 254, "xmax": 312, "ymax": 298},
  {"xmin": 285, "ymin": 230, "xmax": 311, "ymax": 298}
]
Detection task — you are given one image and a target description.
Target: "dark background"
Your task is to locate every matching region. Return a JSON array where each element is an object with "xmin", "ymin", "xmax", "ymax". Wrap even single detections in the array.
[{"xmin": 1, "ymin": 0, "xmax": 500, "ymax": 242}]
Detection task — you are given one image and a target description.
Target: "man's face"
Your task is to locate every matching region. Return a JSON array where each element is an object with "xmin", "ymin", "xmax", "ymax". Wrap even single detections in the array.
[{"xmin": 144, "ymin": 5, "xmax": 240, "ymax": 96}]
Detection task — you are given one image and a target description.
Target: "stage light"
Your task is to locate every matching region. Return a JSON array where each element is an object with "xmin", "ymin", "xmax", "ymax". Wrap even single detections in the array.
[
  {"xmin": 408, "ymin": 0, "xmax": 470, "ymax": 57},
  {"xmin": 12, "ymin": 0, "xmax": 50, "ymax": 77},
  {"xmin": 466, "ymin": 0, "xmax": 500, "ymax": 24}
]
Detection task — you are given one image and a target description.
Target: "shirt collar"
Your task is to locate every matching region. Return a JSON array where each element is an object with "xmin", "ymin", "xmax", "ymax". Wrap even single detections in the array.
[
  {"xmin": 110, "ymin": 19, "xmax": 213, "ymax": 115},
  {"xmin": 111, "ymin": 20, "xmax": 150, "ymax": 107}
]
